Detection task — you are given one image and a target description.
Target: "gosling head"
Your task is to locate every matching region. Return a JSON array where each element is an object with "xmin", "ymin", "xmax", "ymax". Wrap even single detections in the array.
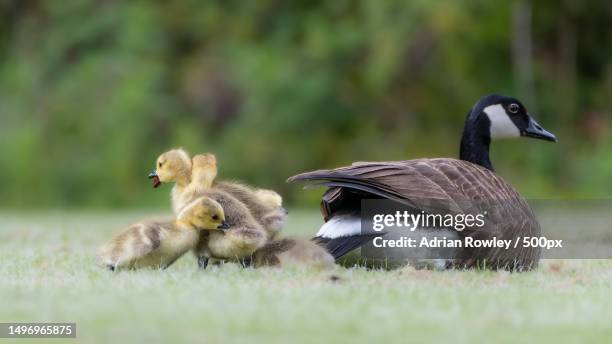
[
  {"xmin": 177, "ymin": 196, "xmax": 230, "ymax": 231},
  {"xmin": 148, "ymin": 149, "xmax": 192, "ymax": 188},
  {"xmin": 469, "ymin": 94, "xmax": 557, "ymax": 142},
  {"xmin": 192, "ymin": 153, "xmax": 217, "ymax": 169}
]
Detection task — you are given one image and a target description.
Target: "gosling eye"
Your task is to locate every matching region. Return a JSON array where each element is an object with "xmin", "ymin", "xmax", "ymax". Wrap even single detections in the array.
[
  {"xmin": 212, "ymin": 215, "xmax": 219, "ymax": 221},
  {"xmin": 508, "ymin": 103, "xmax": 520, "ymax": 114},
  {"xmin": 158, "ymin": 162, "xmax": 163, "ymax": 168}
]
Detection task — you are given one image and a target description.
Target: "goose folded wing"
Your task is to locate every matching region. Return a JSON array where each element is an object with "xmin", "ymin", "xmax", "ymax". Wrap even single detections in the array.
[
  {"xmin": 288, "ymin": 159, "xmax": 474, "ymax": 216},
  {"xmin": 289, "ymin": 158, "xmax": 533, "ymax": 236}
]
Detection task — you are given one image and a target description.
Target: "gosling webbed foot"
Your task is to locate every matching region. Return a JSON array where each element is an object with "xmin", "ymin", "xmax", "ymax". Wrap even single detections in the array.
[
  {"xmin": 198, "ymin": 256, "xmax": 209, "ymax": 270},
  {"xmin": 239, "ymin": 257, "xmax": 252, "ymax": 268}
]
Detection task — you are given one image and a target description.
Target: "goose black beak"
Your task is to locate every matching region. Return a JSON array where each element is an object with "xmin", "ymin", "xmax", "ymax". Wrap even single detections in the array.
[
  {"xmin": 218, "ymin": 220, "xmax": 230, "ymax": 231},
  {"xmin": 148, "ymin": 171, "xmax": 161, "ymax": 188},
  {"xmin": 523, "ymin": 116, "xmax": 557, "ymax": 142}
]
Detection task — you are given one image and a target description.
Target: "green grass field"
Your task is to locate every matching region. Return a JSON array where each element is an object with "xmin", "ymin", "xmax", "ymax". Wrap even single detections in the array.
[{"xmin": 0, "ymin": 210, "xmax": 611, "ymax": 344}]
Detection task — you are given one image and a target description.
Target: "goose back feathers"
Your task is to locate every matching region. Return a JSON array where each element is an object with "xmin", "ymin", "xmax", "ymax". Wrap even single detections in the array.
[{"xmin": 289, "ymin": 158, "xmax": 541, "ymax": 270}]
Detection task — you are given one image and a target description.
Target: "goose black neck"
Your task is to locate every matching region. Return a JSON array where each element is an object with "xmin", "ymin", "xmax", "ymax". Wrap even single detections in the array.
[{"xmin": 460, "ymin": 117, "xmax": 494, "ymax": 171}]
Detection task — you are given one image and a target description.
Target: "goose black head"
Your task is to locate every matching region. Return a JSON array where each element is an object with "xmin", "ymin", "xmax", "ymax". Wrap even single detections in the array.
[
  {"xmin": 472, "ymin": 94, "xmax": 557, "ymax": 142},
  {"xmin": 460, "ymin": 94, "xmax": 557, "ymax": 171}
]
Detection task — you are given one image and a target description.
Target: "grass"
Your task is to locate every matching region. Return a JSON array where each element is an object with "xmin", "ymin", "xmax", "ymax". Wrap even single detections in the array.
[{"xmin": 0, "ymin": 210, "xmax": 610, "ymax": 344}]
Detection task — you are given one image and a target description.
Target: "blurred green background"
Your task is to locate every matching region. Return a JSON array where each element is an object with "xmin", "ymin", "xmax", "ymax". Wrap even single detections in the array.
[{"xmin": 0, "ymin": 0, "xmax": 610, "ymax": 209}]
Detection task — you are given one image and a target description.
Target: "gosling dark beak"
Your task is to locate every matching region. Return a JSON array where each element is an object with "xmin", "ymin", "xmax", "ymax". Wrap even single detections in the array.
[
  {"xmin": 218, "ymin": 220, "xmax": 230, "ymax": 231},
  {"xmin": 523, "ymin": 116, "xmax": 557, "ymax": 142},
  {"xmin": 148, "ymin": 171, "xmax": 161, "ymax": 188}
]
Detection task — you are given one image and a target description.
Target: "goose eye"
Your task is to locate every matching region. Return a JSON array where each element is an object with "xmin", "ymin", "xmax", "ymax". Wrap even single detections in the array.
[
  {"xmin": 158, "ymin": 162, "xmax": 163, "ymax": 168},
  {"xmin": 508, "ymin": 103, "xmax": 520, "ymax": 114},
  {"xmin": 212, "ymin": 215, "xmax": 219, "ymax": 221}
]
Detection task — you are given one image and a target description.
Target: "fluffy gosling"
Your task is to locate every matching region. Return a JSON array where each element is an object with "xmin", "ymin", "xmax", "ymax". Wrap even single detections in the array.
[
  {"xmin": 214, "ymin": 181, "xmax": 287, "ymax": 239},
  {"xmin": 149, "ymin": 149, "xmax": 218, "ymax": 215},
  {"xmin": 252, "ymin": 238, "xmax": 335, "ymax": 269},
  {"xmin": 149, "ymin": 149, "xmax": 286, "ymax": 238},
  {"xmin": 96, "ymin": 196, "xmax": 229, "ymax": 271},
  {"xmin": 193, "ymin": 189, "xmax": 268, "ymax": 268}
]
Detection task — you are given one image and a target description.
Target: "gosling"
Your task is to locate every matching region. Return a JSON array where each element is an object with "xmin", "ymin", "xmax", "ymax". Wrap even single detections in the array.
[
  {"xmin": 252, "ymin": 238, "xmax": 335, "ymax": 269},
  {"xmin": 148, "ymin": 148, "xmax": 215, "ymax": 215},
  {"xmin": 149, "ymin": 149, "xmax": 286, "ymax": 238},
  {"xmin": 213, "ymin": 181, "xmax": 287, "ymax": 240},
  {"xmin": 96, "ymin": 196, "xmax": 229, "ymax": 271},
  {"xmin": 193, "ymin": 189, "xmax": 268, "ymax": 269}
]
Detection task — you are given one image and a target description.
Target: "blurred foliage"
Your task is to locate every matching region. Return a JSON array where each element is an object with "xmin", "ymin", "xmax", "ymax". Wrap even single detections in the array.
[{"xmin": 0, "ymin": 0, "xmax": 611, "ymax": 209}]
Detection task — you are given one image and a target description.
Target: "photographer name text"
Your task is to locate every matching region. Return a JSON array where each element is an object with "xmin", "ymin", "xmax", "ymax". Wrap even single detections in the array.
[{"xmin": 373, "ymin": 236, "xmax": 563, "ymax": 250}]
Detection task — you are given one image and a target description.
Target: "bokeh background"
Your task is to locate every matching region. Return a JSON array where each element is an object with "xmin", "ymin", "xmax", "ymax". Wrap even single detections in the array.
[{"xmin": 1, "ymin": 0, "xmax": 611, "ymax": 210}]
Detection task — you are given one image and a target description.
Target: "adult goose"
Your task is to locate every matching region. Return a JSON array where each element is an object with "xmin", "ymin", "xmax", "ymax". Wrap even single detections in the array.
[{"xmin": 288, "ymin": 94, "xmax": 556, "ymax": 271}]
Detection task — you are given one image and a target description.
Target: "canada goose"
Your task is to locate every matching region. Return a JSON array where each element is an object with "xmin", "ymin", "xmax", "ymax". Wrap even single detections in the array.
[
  {"xmin": 214, "ymin": 181, "xmax": 287, "ymax": 240},
  {"xmin": 149, "ymin": 150, "xmax": 286, "ymax": 238},
  {"xmin": 193, "ymin": 189, "xmax": 268, "ymax": 269},
  {"xmin": 148, "ymin": 148, "xmax": 195, "ymax": 214},
  {"xmin": 191, "ymin": 153, "xmax": 218, "ymax": 188},
  {"xmin": 254, "ymin": 189, "xmax": 283, "ymax": 208},
  {"xmin": 288, "ymin": 94, "xmax": 557, "ymax": 271},
  {"xmin": 252, "ymin": 238, "xmax": 335, "ymax": 269},
  {"xmin": 96, "ymin": 196, "xmax": 229, "ymax": 271},
  {"xmin": 176, "ymin": 153, "xmax": 221, "ymax": 213}
]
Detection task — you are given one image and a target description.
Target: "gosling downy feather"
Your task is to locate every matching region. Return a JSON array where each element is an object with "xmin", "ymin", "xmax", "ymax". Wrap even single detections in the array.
[
  {"xmin": 168, "ymin": 153, "xmax": 219, "ymax": 214},
  {"xmin": 148, "ymin": 148, "xmax": 195, "ymax": 214},
  {"xmin": 149, "ymin": 150, "xmax": 286, "ymax": 238},
  {"xmin": 252, "ymin": 238, "xmax": 335, "ymax": 269},
  {"xmin": 213, "ymin": 181, "xmax": 287, "ymax": 239},
  {"xmin": 191, "ymin": 153, "xmax": 218, "ymax": 189},
  {"xmin": 288, "ymin": 94, "xmax": 557, "ymax": 271},
  {"xmin": 96, "ymin": 196, "xmax": 228, "ymax": 271},
  {"xmin": 194, "ymin": 189, "xmax": 268, "ymax": 267},
  {"xmin": 96, "ymin": 219, "xmax": 199, "ymax": 270}
]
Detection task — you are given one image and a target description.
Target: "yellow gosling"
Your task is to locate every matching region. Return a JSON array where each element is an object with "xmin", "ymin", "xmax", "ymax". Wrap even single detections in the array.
[{"xmin": 96, "ymin": 196, "xmax": 228, "ymax": 271}]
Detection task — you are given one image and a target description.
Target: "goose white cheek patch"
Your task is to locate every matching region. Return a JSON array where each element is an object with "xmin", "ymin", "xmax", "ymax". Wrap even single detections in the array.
[{"xmin": 484, "ymin": 104, "xmax": 520, "ymax": 139}]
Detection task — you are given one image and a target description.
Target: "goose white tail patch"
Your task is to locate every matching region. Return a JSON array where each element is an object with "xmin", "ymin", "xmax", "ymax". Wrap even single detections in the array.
[
  {"xmin": 484, "ymin": 104, "xmax": 520, "ymax": 139},
  {"xmin": 316, "ymin": 214, "xmax": 361, "ymax": 239}
]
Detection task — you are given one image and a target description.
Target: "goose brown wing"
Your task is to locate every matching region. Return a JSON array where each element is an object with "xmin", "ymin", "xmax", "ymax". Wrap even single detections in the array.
[
  {"xmin": 289, "ymin": 158, "xmax": 539, "ymax": 241},
  {"xmin": 290, "ymin": 159, "xmax": 486, "ymax": 217}
]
